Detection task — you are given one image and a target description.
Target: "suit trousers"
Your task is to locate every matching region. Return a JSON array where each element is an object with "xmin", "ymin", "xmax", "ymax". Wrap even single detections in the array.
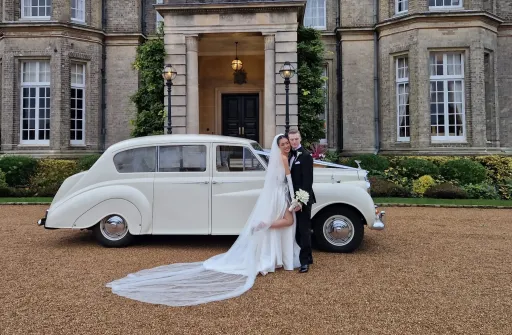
[{"xmin": 295, "ymin": 204, "xmax": 313, "ymax": 266}]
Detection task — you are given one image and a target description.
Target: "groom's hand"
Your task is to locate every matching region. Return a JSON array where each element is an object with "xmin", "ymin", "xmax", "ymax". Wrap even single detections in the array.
[{"xmin": 294, "ymin": 204, "xmax": 302, "ymax": 212}]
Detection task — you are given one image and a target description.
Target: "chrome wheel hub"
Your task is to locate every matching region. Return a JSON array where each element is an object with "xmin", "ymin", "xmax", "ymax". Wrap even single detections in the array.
[
  {"xmin": 100, "ymin": 215, "xmax": 128, "ymax": 241},
  {"xmin": 323, "ymin": 215, "xmax": 354, "ymax": 246}
]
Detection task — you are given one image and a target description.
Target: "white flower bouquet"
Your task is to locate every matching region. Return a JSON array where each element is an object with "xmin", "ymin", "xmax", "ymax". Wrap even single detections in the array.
[{"xmin": 289, "ymin": 189, "xmax": 310, "ymax": 211}]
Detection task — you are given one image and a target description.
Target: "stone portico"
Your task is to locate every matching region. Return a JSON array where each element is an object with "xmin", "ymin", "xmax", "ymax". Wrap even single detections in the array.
[{"xmin": 156, "ymin": 0, "xmax": 304, "ymax": 148}]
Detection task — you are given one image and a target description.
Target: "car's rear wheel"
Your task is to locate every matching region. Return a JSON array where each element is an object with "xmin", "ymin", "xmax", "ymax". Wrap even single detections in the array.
[
  {"xmin": 313, "ymin": 206, "xmax": 364, "ymax": 253},
  {"xmin": 93, "ymin": 214, "xmax": 134, "ymax": 248}
]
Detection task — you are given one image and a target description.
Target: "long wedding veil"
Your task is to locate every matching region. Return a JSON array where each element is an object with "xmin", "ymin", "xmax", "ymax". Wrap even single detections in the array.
[{"xmin": 106, "ymin": 134, "xmax": 287, "ymax": 306}]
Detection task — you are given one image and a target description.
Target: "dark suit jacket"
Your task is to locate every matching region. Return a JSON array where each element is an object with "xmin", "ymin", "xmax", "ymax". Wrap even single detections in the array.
[{"xmin": 289, "ymin": 147, "xmax": 317, "ymax": 206}]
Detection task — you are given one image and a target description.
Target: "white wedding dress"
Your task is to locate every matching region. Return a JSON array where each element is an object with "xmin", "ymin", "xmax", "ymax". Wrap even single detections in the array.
[{"xmin": 106, "ymin": 134, "xmax": 301, "ymax": 306}]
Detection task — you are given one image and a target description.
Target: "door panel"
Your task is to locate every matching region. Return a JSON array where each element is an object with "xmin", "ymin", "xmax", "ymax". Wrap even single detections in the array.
[
  {"xmin": 152, "ymin": 144, "xmax": 210, "ymax": 235},
  {"xmin": 221, "ymin": 94, "xmax": 259, "ymax": 143},
  {"xmin": 211, "ymin": 144, "xmax": 266, "ymax": 235}
]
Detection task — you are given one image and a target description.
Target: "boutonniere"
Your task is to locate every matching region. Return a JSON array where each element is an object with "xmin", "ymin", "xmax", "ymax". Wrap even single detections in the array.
[{"xmin": 296, "ymin": 151, "xmax": 302, "ymax": 159}]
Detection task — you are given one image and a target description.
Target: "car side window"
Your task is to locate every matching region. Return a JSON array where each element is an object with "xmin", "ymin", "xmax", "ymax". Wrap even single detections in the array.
[
  {"xmin": 216, "ymin": 145, "xmax": 265, "ymax": 172},
  {"xmin": 113, "ymin": 146, "xmax": 157, "ymax": 173},
  {"xmin": 159, "ymin": 145, "xmax": 207, "ymax": 172}
]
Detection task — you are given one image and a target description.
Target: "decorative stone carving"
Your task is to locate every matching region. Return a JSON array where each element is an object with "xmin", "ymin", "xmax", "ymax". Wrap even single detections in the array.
[
  {"xmin": 185, "ymin": 35, "xmax": 198, "ymax": 52},
  {"xmin": 264, "ymin": 34, "xmax": 275, "ymax": 50}
]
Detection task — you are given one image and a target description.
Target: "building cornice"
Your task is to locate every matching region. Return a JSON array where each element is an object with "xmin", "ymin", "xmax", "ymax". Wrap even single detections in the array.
[
  {"xmin": 155, "ymin": 0, "xmax": 306, "ymax": 21},
  {"xmin": 376, "ymin": 11, "xmax": 504, "ymax": 32},
  {"xmin": 0, "ymin": 22, "xmax": 146, "ymax": 44}
]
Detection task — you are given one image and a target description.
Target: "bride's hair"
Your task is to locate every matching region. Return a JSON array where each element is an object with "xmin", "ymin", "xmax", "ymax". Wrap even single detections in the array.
[{"xmin": 276, "ymin": 134, "xmax": 288, "ymax": 146}]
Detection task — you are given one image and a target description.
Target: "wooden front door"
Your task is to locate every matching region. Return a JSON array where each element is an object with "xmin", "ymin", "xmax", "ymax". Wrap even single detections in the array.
[{"xmin": 221, "ymin": 93, "xmax": 259, "ymax": 143}]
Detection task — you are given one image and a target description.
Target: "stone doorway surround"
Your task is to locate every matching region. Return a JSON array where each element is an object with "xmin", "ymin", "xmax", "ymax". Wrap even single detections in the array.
[{"xmin": 155, "ymin": 0, "xmax": 305, "ymax": 148}]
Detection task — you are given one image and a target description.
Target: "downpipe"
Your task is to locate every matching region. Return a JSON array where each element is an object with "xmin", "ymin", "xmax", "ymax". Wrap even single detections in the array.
[
  {"xmin": 373, "ymin": 0, "xmax": 381, "ymax": 155},
  {"xmin": 100, "ymin": 0, "xmax": 107, "ymax": 152},
  {"xmin": 335, "ymin": 0, "xmax": 343, "ymax": 152}
]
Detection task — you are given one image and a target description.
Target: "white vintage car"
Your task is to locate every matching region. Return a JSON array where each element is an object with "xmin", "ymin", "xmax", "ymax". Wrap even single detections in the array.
[{"xmin": 37, "ymin": 134, "xmax": 385, "ymax": 252}]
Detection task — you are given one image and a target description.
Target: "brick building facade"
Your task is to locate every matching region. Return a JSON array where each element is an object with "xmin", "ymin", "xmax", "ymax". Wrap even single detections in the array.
[{"xmin": 0, "ymin": 0, "xmax": 511, "ymax": 156}]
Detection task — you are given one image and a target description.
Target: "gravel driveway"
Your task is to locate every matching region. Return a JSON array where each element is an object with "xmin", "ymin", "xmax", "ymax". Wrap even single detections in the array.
[{"xmin": 1, "ymin": 205, "xmax": 511, "ymax": 335}]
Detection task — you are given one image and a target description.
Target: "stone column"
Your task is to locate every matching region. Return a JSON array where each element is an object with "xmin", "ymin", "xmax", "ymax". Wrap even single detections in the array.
[
  {"xmin": 186, "ymin": 35, "xmax": 199, "ymax": 134},
  {"xmin": 274, "ymin": 31, "xmax": 298, "ymax": 135},
  {"xmin": 263, "ymin": 34, "xmax": 275, "ymax": 148}
]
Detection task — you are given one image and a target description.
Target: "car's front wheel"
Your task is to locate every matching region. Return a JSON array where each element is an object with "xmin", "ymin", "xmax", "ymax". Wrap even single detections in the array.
[
  {"xmin": 313, "ymin": 206, "xmax": 364, "ymax": 253},
  {"xmin": 93, "ymin": 214, "xmax": 134, "ymax": 248}
]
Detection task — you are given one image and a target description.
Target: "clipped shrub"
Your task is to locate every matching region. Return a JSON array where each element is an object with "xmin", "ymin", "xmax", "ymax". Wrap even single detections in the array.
[
  {"xmin": 347, "ymin": 154, "xmax": 390, "ymax": 175},
  {"xmin": 369, "ymin": 177, "xmax": 411, "ymax": 197},
  {"xmin": 440, "ymin": 159, "xmax": 487, "ymax": 185},
  {"xmin": 0, "ymin": 169, "xmax": 7, "ymax": 188},
  {"xmin": 30, "ymin": 159, "xmax": 78, "ymax": 197},
  {"xmin": 412, "ymin": 175, "xmax": 437, "ymax": 197},
  {"xmin": 387, "ymin": 155, "xmax": 452, "ymax": 168},
  {"xmin": 473, "ymin": 155, "xmax": 512, "ymax": 199},
  {"xmin": 76, "ymin": 154, "xmax": 101, "ymax": 172},
  {"xmin": 461, "ymin": 183, "xmax": 500, "ymax": 200},
  {"xmin": 424, "ymin": 182, "xmax": 468, "ymax": 199},
  {"xmin": 0, "ymin": 155, "xmax": 38, "ymax": 187},
  {"xmin": 398, "ymin": 158, "xmax": 440, "ymax": 179}
]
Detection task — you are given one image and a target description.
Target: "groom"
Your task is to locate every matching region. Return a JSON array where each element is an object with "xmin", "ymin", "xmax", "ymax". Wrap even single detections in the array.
[{"xmin": 287, "ymin": 128, "xmax": 316, "ymax": 273}]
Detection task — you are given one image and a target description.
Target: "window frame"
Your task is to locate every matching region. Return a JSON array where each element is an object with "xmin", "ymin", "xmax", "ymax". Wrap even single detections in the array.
[
  {"xmin": 157, "ymin": 144, "xmax": 208, "ymax": 173},
  {"xmin": 429, "ymin": 52, "xmax": 466, "ymax": 142},
  {"xmin": 215, "ymin": 144, "xmax": 266, "ymax": 173},
  {"xmin": 20, "ymin": 60, "xmax": 51, "ymax": 145},
  {"xmin": 71, "ymin": 0, "xmax": 85, "ymax": 23},
  {"xmin": 70, "ymin": 62, "xmax": 86, "ymax": 146},
  {"xmin": 113, "ymin": 146, "xmax": 157, "ymax": 173},
  {"xmin": 395, "ymin": 0, "xmax": 409, "ymax": 15},
  {"xmin": 303, "ymin": 0, "xmax": 326, "ymax": 30},
  {"xmin": 21, "ymin": 0, "xmax": 52, "ymax": 20},
  {"xmin": 428, "ymin": 0, "xmax": 463, "ymax": 10},
  {"xmin": 156, "ymin": 0, "xmax": 164, "ymax": 30},
  {"xmin": 396, "ymin": 56, "xmax": 410, "ymax": 142},
  {"xmin": 320, "ymin": 64, "xmax": 328, "ymax": 144}
]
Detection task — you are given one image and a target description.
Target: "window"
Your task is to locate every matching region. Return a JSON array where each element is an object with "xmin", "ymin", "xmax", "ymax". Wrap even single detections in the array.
[
  {"xmin": 158, "ymin": 145, "xmax": 207, "ymax": 172},
  {"xmin": 70, "ymin": 63, "xmax": 85, "ymax": 145},
  {"xmin": 396, "ymin": 56, "xmax": 410, "ymax": 141},
  {"xmin": 396, "ymin": 0, "xmax": 409, "ymax": 14},
  {"xmin": 156, "ymin": 0, "xmax": 163, "ymax": 29},
  {"xmin": 304, "ymin": 0, "xmax": 326, "ymax": 30},
  {"xmin": 319, "ymin": 65, "xmax": 328, "ymax": 144},
  {"xmin": 216, "ymin": 146, "xmax": 264, "ymax": 172},
  {"xmin": 71, "ymin": 0, "xmax": 85, "ymax": 22},
  {"xmin": 113, "ymin": 147, "xmax": 157, "ymax": 173},
  {"xmin": 429, "ymin": 0, "xmax": 463, "ymax": 9},
  {"xmin": 20, "ymin": 61, "xmax": 51, "ymax": 145},
  {"xmin": 250, "ymin": 142, "xmax": 269, "ymax": 165},
  {"xmin": 21, "ymin": 0, "xmax": 52, "ymax": 19},
  {"xmin": 429, "ymin": 52, "xmax": 465, "ymax": 141}
]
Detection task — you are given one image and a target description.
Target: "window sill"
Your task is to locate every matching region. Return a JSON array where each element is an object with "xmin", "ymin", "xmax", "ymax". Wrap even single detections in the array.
[
  {"xmin": 19, "ymin": 17, "xmax": 51, "ymax": 21},
  {"xmin": 431, "ymin": 140, "xmax": 468, "ymax": 144},
  {"xmin": 70, "ymin": 19, "xmax": 86, "ymax": 25},
  {"xmin": 395, "ymin": 11, "xmax": 408, "ymax": 16},
  {"xmin": 429, "ymin": 6, "xmax": 464, "ymax": 11}
]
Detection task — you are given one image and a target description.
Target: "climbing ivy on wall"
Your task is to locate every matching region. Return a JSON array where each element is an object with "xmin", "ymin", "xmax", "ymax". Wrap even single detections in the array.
[
  {"xmin": 130, "ymin": 23, "xmax": 167, "ymax": 137},
  {"xmin": 297, "ymin": 26, "xmax": 327, "ymax": 147}
]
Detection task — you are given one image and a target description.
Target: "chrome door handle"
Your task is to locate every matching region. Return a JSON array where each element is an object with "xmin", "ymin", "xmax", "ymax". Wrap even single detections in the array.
[
  {"xmin": 241, "ymin": 127, "xmax": 245, "ymax": 135},
  {"xmin": 212, "ymin": 181, "xmax": 222, "ymax": 184}
]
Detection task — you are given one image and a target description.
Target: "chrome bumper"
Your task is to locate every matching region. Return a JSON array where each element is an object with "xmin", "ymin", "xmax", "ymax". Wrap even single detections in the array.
[
  {"xmin": 370, "ymin": 206, "xmax": 385, "ymax": 230},
  {"xmin": 37, "ymin": 209, "xmax": 52, "ymax": 229}
]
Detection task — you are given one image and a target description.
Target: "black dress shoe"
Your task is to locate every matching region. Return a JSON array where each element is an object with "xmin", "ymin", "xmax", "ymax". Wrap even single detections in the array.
[{"xmin": 299, "ymin": 264, "xmax": 309, "ymax": 273}]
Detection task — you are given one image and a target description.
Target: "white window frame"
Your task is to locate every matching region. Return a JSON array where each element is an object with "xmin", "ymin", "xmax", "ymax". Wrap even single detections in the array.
[
  {"xmin": 70, "ymin": 62, "xmax": 86, "ymax": 146},
  {"xmin": 21, "ymin": 0, "xmax": 52, "ymax": 20},
  {"xmin": 156, "ymin": 0, "xmax": 164, "ymax": 29},
  {"xmin": 429, "ymin": 52, "xmax": 466, "ymax": 142},
  {"xmin": 396, "ymin": 56, "xmax": 410, "ymax": 142},
  {"xmin": 429, "ymin": 0, "xmax": 463, "ymax": 10},
  {"xmin": 71, "ymin": 0, "xmax": 85, "ymax": 23},
  {"xmin": 303, "ymin": 0, "xmax": 326, "ymax": 30},
  {"xmin": 396, "ymin": 0, "xmax": 409, "ymax": 15},
  {"xmin": 20, "ymin": 60, "xmax": 51, "ymax": 145},
  {"xmin": 320, "ymin": 65, "xmax": 328, "ymax": 144}
]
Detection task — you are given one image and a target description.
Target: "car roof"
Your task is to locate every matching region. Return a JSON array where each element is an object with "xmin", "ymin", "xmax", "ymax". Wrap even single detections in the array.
[{"xmin": 106, "ymin": 134, "xmax": 258, "ymax": 152}]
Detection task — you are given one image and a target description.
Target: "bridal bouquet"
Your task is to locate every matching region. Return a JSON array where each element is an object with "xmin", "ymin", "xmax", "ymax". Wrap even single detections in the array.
[{"xmin": 289, "ymin": 189, "xmax": 310, "ymax": 211}]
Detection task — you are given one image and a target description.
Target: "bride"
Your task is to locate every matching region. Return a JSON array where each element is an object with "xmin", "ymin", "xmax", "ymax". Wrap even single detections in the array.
[{"xmin": 106, "ymin": 133, "xmax": 302, "ymax": 306}]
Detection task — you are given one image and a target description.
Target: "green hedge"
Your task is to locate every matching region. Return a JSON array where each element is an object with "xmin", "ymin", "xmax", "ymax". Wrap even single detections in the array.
[
  {"xmin": 343, "ymin": 154, "xmax": 512, "ymax": 200},
  {"xmin": 1, "ymin": 153, "xmax": 511, "ymax": 200},
  {"xmin": 0, "ymin": 154, "xmax": 101, "ymax": 198}
]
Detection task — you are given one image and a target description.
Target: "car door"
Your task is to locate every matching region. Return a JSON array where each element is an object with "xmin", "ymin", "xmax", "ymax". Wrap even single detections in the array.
[
  {"xmin": 211, "ymin": 143, "xmax": 266, "ymax": 235},
  {"xmin": 152, "ymin": 143, "xmax": 210, "ymax": 235}
]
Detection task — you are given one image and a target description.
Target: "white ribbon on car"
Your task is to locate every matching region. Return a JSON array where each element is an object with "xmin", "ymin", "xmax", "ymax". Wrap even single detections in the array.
[{"xmin": 252, "ymin": 150, "xmax": 361, "ymax": 171}]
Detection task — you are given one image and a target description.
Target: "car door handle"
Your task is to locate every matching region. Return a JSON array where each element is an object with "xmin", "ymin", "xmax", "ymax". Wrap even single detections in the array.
[{"xmin": 212, "ymin": 181, "xmax": 222, "ymax": 184}]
